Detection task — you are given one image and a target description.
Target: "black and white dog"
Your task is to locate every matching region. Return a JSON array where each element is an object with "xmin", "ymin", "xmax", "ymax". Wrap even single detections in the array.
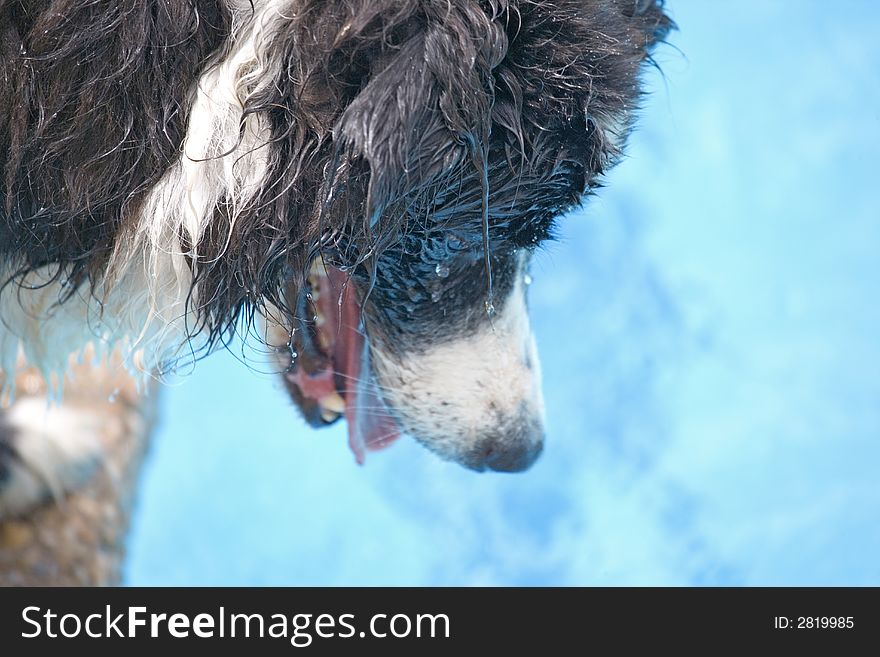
[{"xmin": 0, "ymin": 0, "xmax": 671, "ymax": 515}]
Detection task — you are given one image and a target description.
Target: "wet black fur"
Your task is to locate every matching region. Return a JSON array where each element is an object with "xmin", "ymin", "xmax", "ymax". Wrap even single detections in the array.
[
  {"xmin": 1, "ymin": 0, "xmax": 672, "ymax": 358},
  {"xmin": 0, "ymin": 0, "xmax": 231, "ymax": 296}
]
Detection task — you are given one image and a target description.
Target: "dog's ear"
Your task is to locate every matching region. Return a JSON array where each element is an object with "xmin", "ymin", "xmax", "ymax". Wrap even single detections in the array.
[
  {"xmin": 330, "ymin": 0, "xmax": 674, "ymax": 239},
  {"xmin": 331, "ymin": 3, "xmax": 507, "ymax": 236}
]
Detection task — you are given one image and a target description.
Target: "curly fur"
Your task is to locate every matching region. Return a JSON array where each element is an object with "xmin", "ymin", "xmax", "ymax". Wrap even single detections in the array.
[{"xmin": 0, "ymin": 0, "xmax": 672, "ymax": 472}]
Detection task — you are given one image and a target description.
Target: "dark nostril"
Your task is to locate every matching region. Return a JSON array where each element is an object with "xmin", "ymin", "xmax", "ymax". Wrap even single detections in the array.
[{"xmin": 485, "ymin": 438, "xmax": 543, "ymax": 473}]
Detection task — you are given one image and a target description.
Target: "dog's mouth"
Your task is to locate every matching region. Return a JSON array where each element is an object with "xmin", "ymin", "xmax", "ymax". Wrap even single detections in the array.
[{"xmin": 281, "ymin": 260, "xmax": 400, "ymax": 463}]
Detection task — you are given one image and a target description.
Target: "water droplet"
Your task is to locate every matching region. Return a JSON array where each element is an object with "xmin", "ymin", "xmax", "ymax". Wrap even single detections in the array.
[
  {"xmin": 485, "ymin": 301, "xmax": 496, "ymax": 316},
  {"xmin": 523, "ymin": 273, "xmax": 533, "ymax": 286},
  {"xmin": 435, "ymin": 263, "xmax": 450, "ymax": 278},
  {"xmin": 107, "ymin": 388, "xmax": 120, "ymax": 403},
  {"xmin": 284, "ymin": 345, "xmax": 298, "ymax": 371},
  {"xmin": 431, "ymin": 290, "xmax": 442, "ymax": 303}
]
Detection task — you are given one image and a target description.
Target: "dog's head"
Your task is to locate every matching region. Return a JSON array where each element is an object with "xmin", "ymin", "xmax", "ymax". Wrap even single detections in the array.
[
  {"xmin": 0, "ymin": 0, "xmax": 671, "ymax": 472},
  {"xmin": 255, "ymin": 0, "xmax": 673, "ymax": 471}
]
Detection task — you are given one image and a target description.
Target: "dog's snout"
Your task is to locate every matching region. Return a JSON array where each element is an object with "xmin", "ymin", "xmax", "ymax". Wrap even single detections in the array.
[
  {"xmin": 369, "ymin": 255, "xmax": 547, "ymax": 472},
  {"xmin": 472, "ymin": 414, "xmax": 545, "ymax": 473}
]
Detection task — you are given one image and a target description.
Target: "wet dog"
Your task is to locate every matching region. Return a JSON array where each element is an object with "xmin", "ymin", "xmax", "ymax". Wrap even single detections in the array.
[{"xmin": 0, "ymin": 0, "xmax": 671, "ymax": 517}]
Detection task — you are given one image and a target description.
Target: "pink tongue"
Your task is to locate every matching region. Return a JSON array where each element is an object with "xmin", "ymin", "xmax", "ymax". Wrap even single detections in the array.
[{"xmin": 325, "ymin": 267, "xmax": 401, "ymax": 464}]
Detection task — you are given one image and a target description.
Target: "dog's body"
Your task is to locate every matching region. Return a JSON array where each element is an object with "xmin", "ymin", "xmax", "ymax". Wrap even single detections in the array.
[{"xmin": 0, "ymin": 0, "xmax": 671, "ymax": 519}]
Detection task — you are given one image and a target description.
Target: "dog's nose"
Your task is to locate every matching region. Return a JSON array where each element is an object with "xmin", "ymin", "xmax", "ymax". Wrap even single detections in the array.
[
  {"xmin": 475, "ymin": 413, "xmax": 545, "ymax": 473},
  {"xmin": 484, "ymin": 438, "xmax": 543, "ymax": 472}
]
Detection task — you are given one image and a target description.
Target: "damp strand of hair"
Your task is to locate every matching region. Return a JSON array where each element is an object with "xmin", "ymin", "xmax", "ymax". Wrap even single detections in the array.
[{"xmin": 476, "ymin": 149, "xmax": 495, "ymax": 317}]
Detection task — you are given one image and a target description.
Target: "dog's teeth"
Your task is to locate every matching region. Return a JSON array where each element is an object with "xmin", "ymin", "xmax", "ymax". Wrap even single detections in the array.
[
  {"xmin": 321, "ymin": 408, "xmax": 341, "ymax": 423},
  {"xmin": 320, "ymin": 392, "xmax": 346, "ymax": 413}
]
